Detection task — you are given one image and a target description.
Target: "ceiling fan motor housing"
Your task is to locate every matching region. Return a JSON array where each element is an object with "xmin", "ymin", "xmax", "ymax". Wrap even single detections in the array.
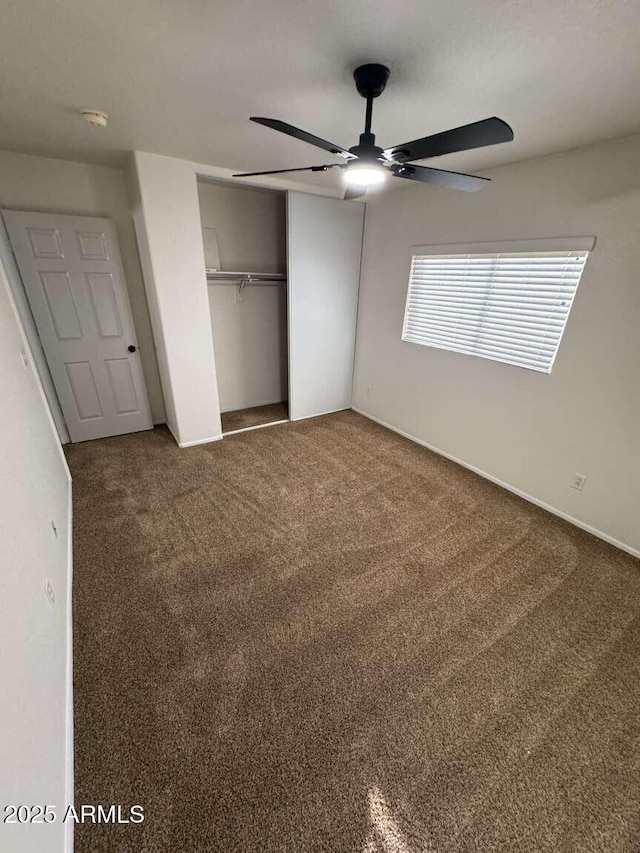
[{"xmin": 349, "ymin": 137, "xmax": 385, "ymax": 162}]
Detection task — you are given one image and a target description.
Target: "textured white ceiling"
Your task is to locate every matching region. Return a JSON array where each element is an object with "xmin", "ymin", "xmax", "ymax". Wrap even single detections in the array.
[{"xmin": 1, "ymin": 0, "xmax": 639, "ymax": 190}]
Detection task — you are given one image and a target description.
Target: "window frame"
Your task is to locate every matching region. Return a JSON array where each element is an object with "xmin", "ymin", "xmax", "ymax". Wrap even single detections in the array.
[{"xmin": 402, "ymin": 236, "xmax": 595, "ymax": 374}]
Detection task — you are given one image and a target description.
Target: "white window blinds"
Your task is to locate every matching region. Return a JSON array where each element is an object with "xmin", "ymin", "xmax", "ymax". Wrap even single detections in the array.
[{"xmin": 402, "ymin": 246, "xmax": 590, "ymax": 373}]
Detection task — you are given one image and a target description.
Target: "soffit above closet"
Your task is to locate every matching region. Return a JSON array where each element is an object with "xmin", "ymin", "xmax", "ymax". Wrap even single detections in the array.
[{"xmin": 1, "ymin": 0, "xmax": 639, "ymax": 183}]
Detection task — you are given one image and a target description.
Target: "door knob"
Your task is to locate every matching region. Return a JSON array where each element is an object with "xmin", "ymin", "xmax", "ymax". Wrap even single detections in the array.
[{"xmin": 127, "ymin": 345, "xmax": 137, "ymax": 353}]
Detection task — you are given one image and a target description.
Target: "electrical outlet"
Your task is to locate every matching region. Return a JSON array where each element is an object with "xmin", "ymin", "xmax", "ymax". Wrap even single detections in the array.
[
  {"xmin": 44, "ymin": 579, "xmax": 55, "ymax": 607},
  {"xmin": 571, "ymin": 473, "xmax": 587, "ymax": 491}
]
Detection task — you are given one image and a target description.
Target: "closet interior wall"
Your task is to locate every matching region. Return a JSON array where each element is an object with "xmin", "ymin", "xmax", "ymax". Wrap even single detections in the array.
[{"xmin": 197, "ymin": 179, "xmax": 287, "ymax": 415}]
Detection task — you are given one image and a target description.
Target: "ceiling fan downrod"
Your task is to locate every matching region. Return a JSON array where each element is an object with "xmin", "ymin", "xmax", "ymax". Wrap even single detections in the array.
[{"xmin": 351, "ymin": 63, "xmax": 390, "ymax": 161}]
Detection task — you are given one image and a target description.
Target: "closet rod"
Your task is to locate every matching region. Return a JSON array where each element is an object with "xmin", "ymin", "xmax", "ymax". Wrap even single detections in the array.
[{"xmin": 205, "ymin": 270, "xmax": 286, "ymax": 282}]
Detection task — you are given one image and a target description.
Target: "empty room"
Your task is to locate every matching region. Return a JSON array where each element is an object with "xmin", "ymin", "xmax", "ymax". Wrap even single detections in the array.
[{"xmin": 1, "ymin": 1, "xmax": 639, "ymax": 851}]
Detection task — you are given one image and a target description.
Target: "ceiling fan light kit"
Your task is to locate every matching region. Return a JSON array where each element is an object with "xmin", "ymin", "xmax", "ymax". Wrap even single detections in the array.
[
  {"xmin": 343, "ymin": 164, "xmax": 386, "ymax": 187},
  {"xmin": 234, "ymin": 63, "xmax": 514, "ymax": 199}
]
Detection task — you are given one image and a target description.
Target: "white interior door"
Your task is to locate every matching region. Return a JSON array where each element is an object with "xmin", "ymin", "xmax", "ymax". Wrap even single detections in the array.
[
  {"xmin": 3, "ymin": 210, "xmax": 153, "ymax": 442},
  {"xmin": 287, "ymin": 191, "xmax": 364, "ymax": 421}
]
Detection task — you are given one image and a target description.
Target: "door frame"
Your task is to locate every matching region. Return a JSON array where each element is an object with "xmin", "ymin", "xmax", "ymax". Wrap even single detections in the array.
[
  {"xmin": 0, "ymin": 214, "xmax": 69, "ymax": 443},
  {"xmin": 192, "ymin": 165, "xmax": 357, "ymax": 438},
  {"xmin": 131, "ymin": 152, "xmax": 353, "ymax": 447},
  {"xmin": 197, "ymin": 176, "xmax": 290, "ymax": 431}
]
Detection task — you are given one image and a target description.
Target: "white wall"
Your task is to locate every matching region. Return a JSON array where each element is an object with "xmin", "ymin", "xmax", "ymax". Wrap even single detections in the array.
[
  {"xmin": 0, "ymin": 255, "xmax": 73, "ymax": 853},
  {"xmin": 0, "ymin": 149, "xmax": 165, "ymax": 425},
  {"xmin": 130, "ymin": 152, "xmax": 222, "ymax": 446},
  {"xmin": 353, "ymin": 133, "xmax": 640, "ymax": 555},
  {"xmin": 198, "ymin": 181, "xmax": 287, "ymax": 412},
  {"xmin": 198, "ymin": 180, "xmax": 286, "ymax": 273},
  {"xmin": 207, "ymin": 282, "xmax": 287, "ymax": 412}
]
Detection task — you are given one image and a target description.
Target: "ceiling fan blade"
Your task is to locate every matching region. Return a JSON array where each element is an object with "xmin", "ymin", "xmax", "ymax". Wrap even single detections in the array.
[
  {"xmin": 233, "ymin": 164, "xmax": 343, "ymax": 177},
  {"xmin": 384, "ymin": 117, "xmax": 513, "ymax": 163},
  {"xmin": 344, "ymin": 186, "xmax": 367, "ymax": 201},
  {"xmin": 251, "ymin": 117, "xmax": 356, "ymax": 160},
  {"xmin": 392, "ymin": 163, "xmax": 490, "ymax": 192}
]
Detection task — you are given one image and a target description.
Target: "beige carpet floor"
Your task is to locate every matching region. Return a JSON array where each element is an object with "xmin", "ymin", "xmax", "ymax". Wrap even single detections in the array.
[
  {"xmin": 65, "ymin": 410, "xmax": 640, "ymax": 852},
  {"xmin": 221, "ymin": 401, "xmax": 288, "ymax": 433}
]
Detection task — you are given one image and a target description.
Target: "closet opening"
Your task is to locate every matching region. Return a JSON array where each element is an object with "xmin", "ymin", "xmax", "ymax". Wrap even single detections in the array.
[{"xmin": 197, "ymin": 178, "xmax": 288, "ymax": 435}]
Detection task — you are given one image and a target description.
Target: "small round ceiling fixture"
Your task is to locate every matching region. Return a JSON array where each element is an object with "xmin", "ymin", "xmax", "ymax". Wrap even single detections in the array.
[{"xmin": 81, "ymin": 109, "xmax": 109, "ymax": 128}]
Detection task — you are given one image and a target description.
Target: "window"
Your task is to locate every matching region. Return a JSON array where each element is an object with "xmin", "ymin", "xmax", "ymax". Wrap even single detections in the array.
[{"xmin": 402, "ymin": 238, "xmax": 593, "ymax": 373}]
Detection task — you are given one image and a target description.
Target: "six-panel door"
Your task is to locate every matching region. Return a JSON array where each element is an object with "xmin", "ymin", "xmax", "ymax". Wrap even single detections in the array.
[{"xmin": 3, "ymin": 210, "xmax": 153, "ymax": 442}]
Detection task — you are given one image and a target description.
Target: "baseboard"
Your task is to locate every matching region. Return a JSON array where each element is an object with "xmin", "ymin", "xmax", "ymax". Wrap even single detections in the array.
[
  {"xmin": 353, "ymin": 407, "xmax": 640, "ymax": 560},
  {"xmin": 64, "ymin": 479, "xmax": 74, "ymax": 853},
  {"xmin": 165, "ymin": 421, "xmax": 222, "ymax": 449},
  {"xmin": 178, "ymin": 434, "xmax": 223, "ymax": 448},
  {"xmin": 289, "ymin": 405, "xmax": 350, "ymax": 422},
  {"xmin": 223, "ymin": 419, "xmax": 289, "ymax": 436}
]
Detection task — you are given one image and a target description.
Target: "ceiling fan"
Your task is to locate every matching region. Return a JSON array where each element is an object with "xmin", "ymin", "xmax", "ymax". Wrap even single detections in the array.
[{"xmin": 234, "ymin": 63, "xmax": 514, "ymax": 200}]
